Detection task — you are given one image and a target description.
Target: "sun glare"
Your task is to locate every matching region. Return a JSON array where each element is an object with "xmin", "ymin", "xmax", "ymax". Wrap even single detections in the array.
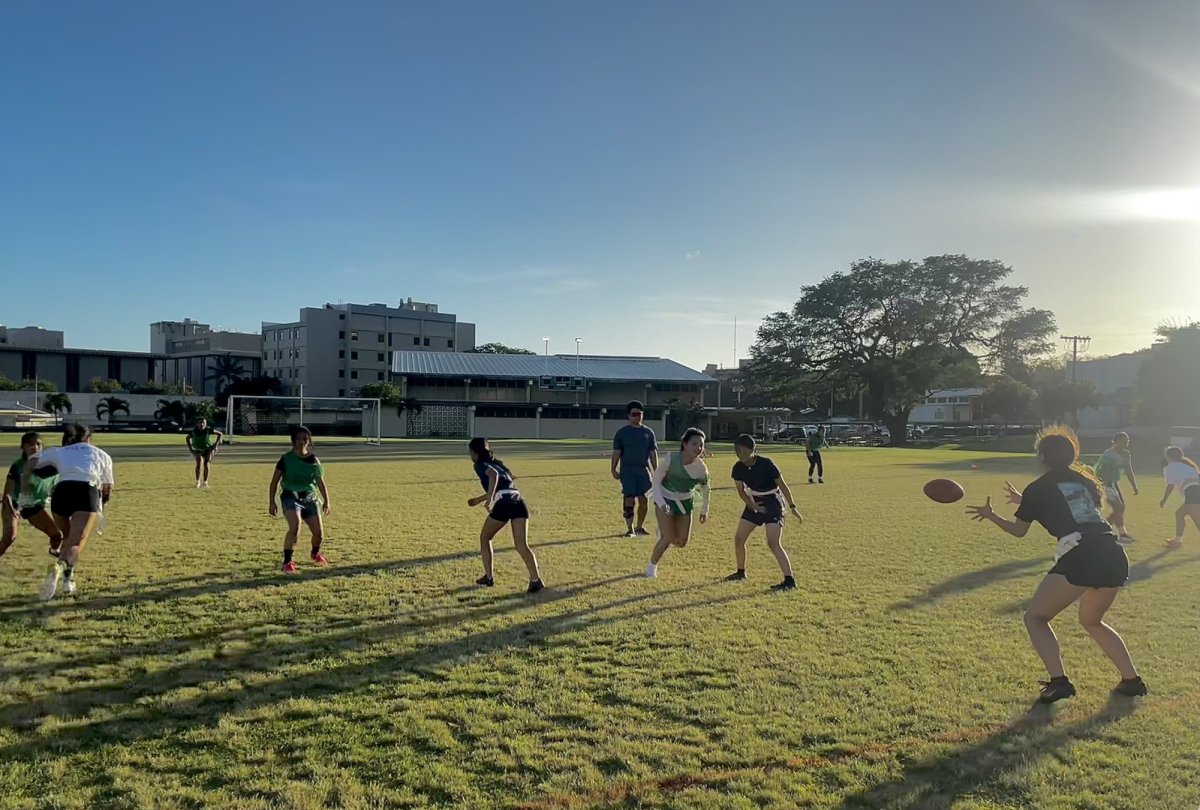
[{"xmin": 1120, "ymin": 188, "xmax": 1200, "ymax": 221}]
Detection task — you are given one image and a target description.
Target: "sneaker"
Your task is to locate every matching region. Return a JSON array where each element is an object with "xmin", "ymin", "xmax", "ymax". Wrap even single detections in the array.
[
  {"xmin": 1167, "ymin": 537, "xmax": 1183, "ymax": 550},
  {"xmin": 201, "ymin": 482, "xmax": 210, "ymax": 489},
  {"xmin": 1117, "ymin": 534, "xmax": 1136, "ymax": 545},
  {"xmin": 635, "ymin": 527, "xmax": 650, "ymax": 537},
  {"xmin": 1113, "ymin": 676, "xmax": 1148, "ymax": 697},
  {"xmin": 725, "ymin": 570, "xmax": 747, "ymax": 581},
  {"xmin": 771, "ymin": 577, "xmax": 797, "ymax": 591},
  {"xmin": 622, "ymin": 529, "xmax": 636, "ymax": 538},
  {"xmin": 311, "ymin": 552, "xmax": 328, "ymax": 564},
  {"xmin": 476, "ymin": 575, "xmax": 494, "ymax": 587},
  {"xmin": 644, "ymin": 562, "xmax": 658, "ymax": 579},
  {"xmin": 62, "ymin": 578, "xmax": 77, "ymax": 596},
  {"xmin": 818, "ymin": 479, "xmax": 825, "ymax": 484},
  {"xmin": 281, "ymin": 561, "xmax": 299, "ymax": 574},
  {"xmin": 39, "ymin": 563, "xmax": 62, "ymax": 601},
  {"xmin": 196, "ymin": 481, "xmax": 203, "ymax": 489},
  {"xmin": 48, "ymin": 544, "xmax": 61, "ymax": 559},
  {"xmin": 527, "ymin": 579, "xmax": 544, "ymax": 594},
  {"xmin": 1037, "ymin": 677, "xmax": 1076, "ymax": 704},
  {"xmin": 808, "ymin": 478, "xmax": 814, "ymax": 484}
]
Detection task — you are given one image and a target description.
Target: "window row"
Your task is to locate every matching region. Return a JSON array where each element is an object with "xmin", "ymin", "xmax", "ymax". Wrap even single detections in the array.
[
  {"xmin": 338, "ymin": 370, "xmax": 386, "ymax": 381},
  {"xmin": 264, "ymin": 349, "xmax": 301, "ymax": 361}
]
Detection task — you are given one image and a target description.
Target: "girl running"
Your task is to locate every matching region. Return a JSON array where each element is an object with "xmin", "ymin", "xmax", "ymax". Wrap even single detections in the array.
[
  {"xmin": 1093, "ymin": 432, "xmax": 1138, "ymax": 543},
  {"xmin": 1160, "ymin": 446, "xmax": 1200, "ymax": 549},
  {"xmin": 2, "ymin": 432, "xmax": 64, "ymax": 559},
  {"xmin": 186, "ymin": 417, "xmax": 224, "ymax": 488},
  {"xmin": 24, "ymin": 424, "xmax": 115, "ymax": 600},
  {"xmin": 268, "ymin": 426, "xmax": 330, "ymax": 573},
  {"xmin": 645, "ymin": 427, "xmax": 711, "ymax": 578},
  {"xmin": 966, "ymin": 427, "xmax": 1146, "ymax": 703},
  {"xmin": 727, "ymin": 434, "xmax": 803, "ymax": 590},
  {"xmin": 467, "ymin": 438, "xmax": 543, "ymax": 592}
]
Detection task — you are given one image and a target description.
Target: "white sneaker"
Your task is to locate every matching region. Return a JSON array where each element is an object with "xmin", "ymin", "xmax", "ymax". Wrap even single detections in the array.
[
  {"xmin": 63, "ymin": 578, "xmax": 77, "ymax": 596},
  {"xmin": 196, "ymin": 481, "xmax": 203, "ymax": 488},
  {"xmin": 201, "ymin": 482, "xmax": 210, "ymax": 489},
  {"xmin": 1118, "ymin": 534, "xmax": 1136, "ymax": 545},
  {"xmin": 40, "ymin": 564, "xmax": 62, "ymax": 601},
  {"xmin": 644, "ymin": 562, "xmax": 658, "ymax": 579}
]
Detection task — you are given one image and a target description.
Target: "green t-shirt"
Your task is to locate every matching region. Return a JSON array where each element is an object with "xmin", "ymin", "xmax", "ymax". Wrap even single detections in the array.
[
  {"xmin": 189, "ymin": 427, "xmax": 217, "ymax": 451},
  {"xmin": 807, "ymin": 435, "xmax": 829, "ymax": 453},
  {"xmin": 7, "ymin": 458, "xmax": 56, "ymax": 508},
  {"xmin": 661, "ymin": 453, "xmax": 709, "ymax": 495},
  {"xmin": 1094, "ymin": 448, "xmax": 1129, "ymax": 485},
  {"xmin": 276, "ymin": 451, "xmax": 324, "ymax": 495}
]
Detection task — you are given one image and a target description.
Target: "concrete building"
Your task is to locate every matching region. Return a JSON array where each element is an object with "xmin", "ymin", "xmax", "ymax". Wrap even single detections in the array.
[
  {"xmin": 910, "ymin": 388, "xmax": 986, "ymax": 424},
  {"xmin": 262, "ymin": 299, "xmax": 477, "ymax": 398},
  {"xmin": 1074, "ymin": 351, "xmax": 1147, "ymax": 433},
  {"xmin": 0, "ymin": 325, "xmax": 65, "ymax": 350},
  {"xmin": 151, "ymin": 319, "xmax": 264, "ymax": 396},
  {"xmin": 389, "ymin": 351, "xmax": 717, "ymax": 439},
  {"xmin": 0, "ymin": 344, "xmax": 162, "ymax": 393}
]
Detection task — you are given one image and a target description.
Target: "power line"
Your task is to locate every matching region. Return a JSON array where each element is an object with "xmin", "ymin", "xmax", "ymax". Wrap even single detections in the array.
[{"xmin": 1060, "ymin": 335, "xmax": 1091, "ymax": 380}]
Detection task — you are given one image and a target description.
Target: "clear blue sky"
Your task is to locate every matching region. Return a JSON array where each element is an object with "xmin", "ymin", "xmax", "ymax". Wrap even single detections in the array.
[{"xmin": 2, "ymin": 0, "xmax": 1198, "ymax": 370}]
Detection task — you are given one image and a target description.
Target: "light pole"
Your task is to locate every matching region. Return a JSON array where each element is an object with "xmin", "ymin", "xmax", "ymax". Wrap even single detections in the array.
[
  {"xmin": 575, "ymin": 337, "xmax": 582, "ymax": 376},
  {"xmin": 543, "ymin": 336, "xmax": 549, "ymax": 380}
]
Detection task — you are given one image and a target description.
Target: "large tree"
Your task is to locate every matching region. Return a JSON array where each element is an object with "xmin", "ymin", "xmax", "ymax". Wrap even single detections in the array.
[
  {"xmin": 750, "ymin": 255, "xmax": 1056, "ymax": 444},
  {"xmin": 1036, "ymin": 379, "xmax": 1100, "ymax": 424},
  {"xmin": 1134, "ymin": 320, "xmax": 1200, "ymax": 427},
  {"xmin": 977, "ymin": 377, "xmax": 1035, "ymax": 423}
]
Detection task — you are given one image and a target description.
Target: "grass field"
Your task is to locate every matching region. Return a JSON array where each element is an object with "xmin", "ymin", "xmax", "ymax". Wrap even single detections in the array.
[{"xmin": 1, "ymin": 436, "xmax": 1198, "ymax": 809}]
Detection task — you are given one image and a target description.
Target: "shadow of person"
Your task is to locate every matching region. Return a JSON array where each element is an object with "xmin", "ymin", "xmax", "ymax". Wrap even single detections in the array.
[{"xmin": 889, "ymin": 558, "xmax": 1045, "ymax": 611}]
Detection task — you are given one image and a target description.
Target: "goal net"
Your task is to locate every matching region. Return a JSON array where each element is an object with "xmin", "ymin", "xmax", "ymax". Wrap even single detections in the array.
[{"xmin": 225, "ymin": 396, "xmax": 383, "ymax": 445}]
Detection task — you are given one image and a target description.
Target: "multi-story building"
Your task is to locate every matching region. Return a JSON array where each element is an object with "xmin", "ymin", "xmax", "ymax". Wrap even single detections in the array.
[
  {"xmin": 0, "ymin": 343, "xmax": 161, "ymax": 393},
  {"xmin": 151, "ymin": 319, "xmax": 264, "ymax": 396},
  {"xmin": 0, "ymin": 325, "xmax": 65, "ymax": 350},
  {"xmin": 262, "ymin": 299, "xmax": 476, "ymax": 397}
]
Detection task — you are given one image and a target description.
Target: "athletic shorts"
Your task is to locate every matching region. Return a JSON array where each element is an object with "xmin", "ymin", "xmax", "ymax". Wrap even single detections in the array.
[
  {"xmin": 661, "ymin": 496, "xmax": 695, "ymax": 517},
  {"xmin": 488, "ymin": 492, "xmax": 529, "ymax": 524},
  {"xmin": 20, "ymin": 504, "xmax": 47, "ymax": 521},
  {"xmin": 280, "ymin": 490, "xmax": 321, "ymax": 520},
  {"xmin": 1103, "ymin": 483, "xmax": 1124, "ymax": 508},
  {"xmin": 52, "ymin": 481, "xmax": 102, "ymax": 517},
  {"xmin": 620, "ymin": 469, "xmax": 653, "ymax": 498},
  {"xmin": 1185, "ymin": 485, "xmax": 1200, "ymax": 506},
  {"xmin": 193, "ymin": 447, "xmax": 216, "ymax": 459},
  {"xmin": 740, "ymin": 497, "xmax": 784, "ymax": 527},
  {"xmin": 1049, "ymin": 533, "xmax": 1128, "ymax": 588}
]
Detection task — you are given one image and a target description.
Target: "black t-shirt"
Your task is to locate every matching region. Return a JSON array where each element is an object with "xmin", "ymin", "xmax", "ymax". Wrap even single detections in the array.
[
  {"xmin": 731, "ymin": 456, "xmax": 782, "ymax": 498},
  {"xmin": 474, "ymin": 460, "xmax": 515, "ymax": 493},
  {"xmin": 1014, "ymin": 469, "xmax": 1112, "ymax": 539}
]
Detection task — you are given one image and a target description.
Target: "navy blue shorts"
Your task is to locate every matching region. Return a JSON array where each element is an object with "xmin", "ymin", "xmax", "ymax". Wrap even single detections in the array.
[
  {"xmin": 621, "ymin": 469, "xmax": 652, "ymax": 498},
  {"xmin": 740, "ymin": 497, "xmax": 785, "ymax": 527},
  {"xmin": 488, "ymin": 492, "xmax": 530, "ymax": 524},
  {"xmin": 281, "ymin": 491, "xmax": 321, "ymax": 520}
]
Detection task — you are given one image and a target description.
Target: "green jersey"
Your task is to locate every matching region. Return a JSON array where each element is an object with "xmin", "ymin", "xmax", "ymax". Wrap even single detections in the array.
[
  {"xmin": 189, "ymin": 427, "xmax": 218, "ymax": 451},
  {"xmin": 661, "ymin": 453, "xmax": 709, "ymax": 494},
  {"xmin": 807, "ymin": 435, "xmax": 829, "ymax": 453},
  {"xmin": 1094, "ymin": 448, "xmax": 1129, "ymax": 485},
  {"xmin": 7, "ymin": 458, "xmax": 56, "ymax": 508},
  {"xmin": 276, "ymin": 451, "xmax": 324, "ymax": 494}
]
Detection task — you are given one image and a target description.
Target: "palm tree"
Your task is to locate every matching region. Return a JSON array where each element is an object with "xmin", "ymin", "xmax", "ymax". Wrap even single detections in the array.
[
  {"xmin": 154, "ymin": 399, "xmax": 187, "ymax": 428},
  {"xmin": 206, "ymin": 354, "xmax": 247, "ymax": 395},
  {"xmin": 96, "ymin": 396, "xmax": 131, "ymax": 427},
  {"xmin": 44, "ymin": 393, "xmax": 72, "ymax": 421}
]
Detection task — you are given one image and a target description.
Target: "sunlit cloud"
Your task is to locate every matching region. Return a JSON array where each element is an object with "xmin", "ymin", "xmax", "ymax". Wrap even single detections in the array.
[{"xmin": 686, "ymin": 250, "xmax": 703, "ymax": 260}]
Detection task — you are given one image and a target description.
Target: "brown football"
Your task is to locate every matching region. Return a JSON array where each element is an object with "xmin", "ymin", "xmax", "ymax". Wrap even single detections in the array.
[{"xmin": 924, "ymin": 478, "xmax": 965, "ymax": 504}]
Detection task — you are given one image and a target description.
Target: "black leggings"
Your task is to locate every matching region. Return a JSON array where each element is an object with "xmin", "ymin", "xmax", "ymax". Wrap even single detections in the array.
[{"xmin": 808, "ymin": 451, "xmax": 823, "ymax": 478}]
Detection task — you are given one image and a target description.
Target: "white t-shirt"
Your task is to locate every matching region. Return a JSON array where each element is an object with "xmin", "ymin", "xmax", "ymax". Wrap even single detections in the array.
[
  {"xmin": 1163, "ymin": 461, "xmax": 1200, "ymax": 494},
  {"xmin": 33, "ymin": 444, "xmax": 115, "ymax": 487}
]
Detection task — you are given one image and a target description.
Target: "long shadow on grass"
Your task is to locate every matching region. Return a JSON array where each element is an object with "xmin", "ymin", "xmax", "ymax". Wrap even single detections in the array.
[
  {"xmin": 889, "ymin": 558, "xmax": 1045, "ymax": 611},
  {"xmin": 0, "ymin": 534, "xmax": 616, "ymax": 616},
  {"xmin": 832, "ymin": 696, "xmax": 1137, "ymax": 809},
  {"xmin": 0, "ymin": 581, "xmax": 758, "ymax": 776}
]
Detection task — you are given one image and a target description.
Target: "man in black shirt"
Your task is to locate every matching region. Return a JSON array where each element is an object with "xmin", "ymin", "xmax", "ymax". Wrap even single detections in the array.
[{"xmin": 727, "ymin": 434, "xmax": 803, "ymax": 590}]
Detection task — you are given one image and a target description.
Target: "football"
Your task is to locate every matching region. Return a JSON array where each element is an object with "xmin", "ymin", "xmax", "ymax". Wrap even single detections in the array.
[{"xmin": 924, "ymin": 478, "xmax": 965, "ymax": 504}]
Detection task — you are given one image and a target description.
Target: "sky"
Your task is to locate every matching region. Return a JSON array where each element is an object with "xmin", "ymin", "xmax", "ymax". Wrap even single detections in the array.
[{"xmin": 2, "ymin": 0, "xmax": 1199, "ymax": 371}]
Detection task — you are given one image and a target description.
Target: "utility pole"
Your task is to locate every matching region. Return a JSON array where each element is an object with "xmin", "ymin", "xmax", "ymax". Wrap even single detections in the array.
[{"xmin": 1060, "ymin": 335, "xmax": 1091, "ymax": 381}]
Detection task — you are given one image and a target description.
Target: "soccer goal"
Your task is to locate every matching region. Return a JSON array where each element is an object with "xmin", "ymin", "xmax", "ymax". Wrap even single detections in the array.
[{"xmin": 225, "ymin": 395, "xmax": 383, "ymax": 445}]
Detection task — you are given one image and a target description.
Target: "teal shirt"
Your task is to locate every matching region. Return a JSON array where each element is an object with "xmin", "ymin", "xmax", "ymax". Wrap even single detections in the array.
[
  {"xmin": 276, "ymin": 451, "xmax": 324, "ymax": 495},
  {"xmin": 807, "ymin": 435, "xmax": 829, "ymax": 453}
]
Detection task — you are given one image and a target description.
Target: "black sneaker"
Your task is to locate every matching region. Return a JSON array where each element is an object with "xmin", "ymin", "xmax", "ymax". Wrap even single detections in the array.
[
  {"xmin": 475, "ymin": 575, "xmax": 494, "ymax": 587},
  {"xmin": 725, "ymin": 570, "xmax": 747, "ymax": 581},
  {"xmin": 1113, "ymin": 676, "xmax": 1148, "ymax": 697},
  {"xmin": 1037, "ymin": 677, "xmax": 1076, "ymax": 704},
  {"xmin": 771, "ymin": 577, "xmax": 797, "ymax": 591},
  {"xmin": 526, "ymin": 579, "xmax": 544, "ymax": 594},
  {"xmin": 622, "ymin": 529, "xmax": 636, "ymax": 538}
]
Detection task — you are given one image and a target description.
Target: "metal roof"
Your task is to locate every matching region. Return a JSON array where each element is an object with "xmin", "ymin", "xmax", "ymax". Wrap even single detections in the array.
[{"xmin": 392, "ymin": 352, "xmax": 717, "ymax": 383}]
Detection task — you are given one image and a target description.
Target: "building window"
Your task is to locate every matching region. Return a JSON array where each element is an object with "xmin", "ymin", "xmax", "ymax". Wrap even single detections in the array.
[
  {"xmin": 387, "ymin": 333, "xmax": 393, "ymax": 347},
  {"xmin": 448, "ymin": 339, "xmax": 454, "ymax": 349},
  {"xmin": 339, "ymin": 388, "xmax": 345, "ymax": 396},
  {"xmin": 377, "ymin": 371, "xmax": 384, "ymax": 380},
  {"xmin": 339, "ymin": 350, "xmax": 345, "ymax": 359},
  {"xmin": 263, "ymin": 351, "xmax": 267, "ymax": 360},
  {"xmin": 351, "ymin": 351, "xmax": 358, "ymax": 360},
  {"xmin": 423, "ymin": 337, "xmax": 430, "ymax": 347},
  {"xmin": 413, "ymin": 337, "xmax": 420, "ymax": 345},
  {"xmin": 339, "ymin": 314, "xmax": 345, "ymax": 320},
  {"xmin": 339, "ymin": 331, "xmax": 345, "ymax": 339},
  {"xmin": 275, "ymin": 330, "xmax": 282, "ymax": 340},
  {"xmin": 351, "ymin": 331, "xmax": 359, "ymax": 341},
  {"xmin": 339, "ymin": 370, "xmax": 345, "ymax": 378},
  {"xmin": 351, "ymin": 370, "xmax": 358, "ymax": 380},
  {"xmin": 295, "ymin": 350, "xmax": 300, "ymax": 361},
  {"xmin": 288, "ymin": 349, "xmax": 293, "ymax": 358},
  {"xmin": 377, "ymin": 353, "xmax": 384, "ymax": 362},
  {"xmin": 388, "ymin": 351, "xmax": 393, "ymax": 363},
  {"xmin": 377, "ymin": 333, "xmax": 385, "ymax": 343}
]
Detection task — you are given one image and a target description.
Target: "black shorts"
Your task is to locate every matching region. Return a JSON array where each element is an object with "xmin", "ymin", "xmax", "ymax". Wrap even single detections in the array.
[
  {"xmin": 1185, "ymin": 485, "xmax": 1200, "ymax": 506},
  {"xmin": 740, "ymin": 497, "xmax": 785, "ymax": 527},
  {"xmin": 20, "ymin": 504, "xmax": 47, "ymax": 521},
  {"xmin": 1049, "ymin": 534, "xmax": 1129, "ymax": 588},
  {"xmin": 488, "ymin": 493, "xmax": 530, "ymax": 524},
  {"xmin": 51, "ymin": 481, "xmax": 102, "ymax": 517}
]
